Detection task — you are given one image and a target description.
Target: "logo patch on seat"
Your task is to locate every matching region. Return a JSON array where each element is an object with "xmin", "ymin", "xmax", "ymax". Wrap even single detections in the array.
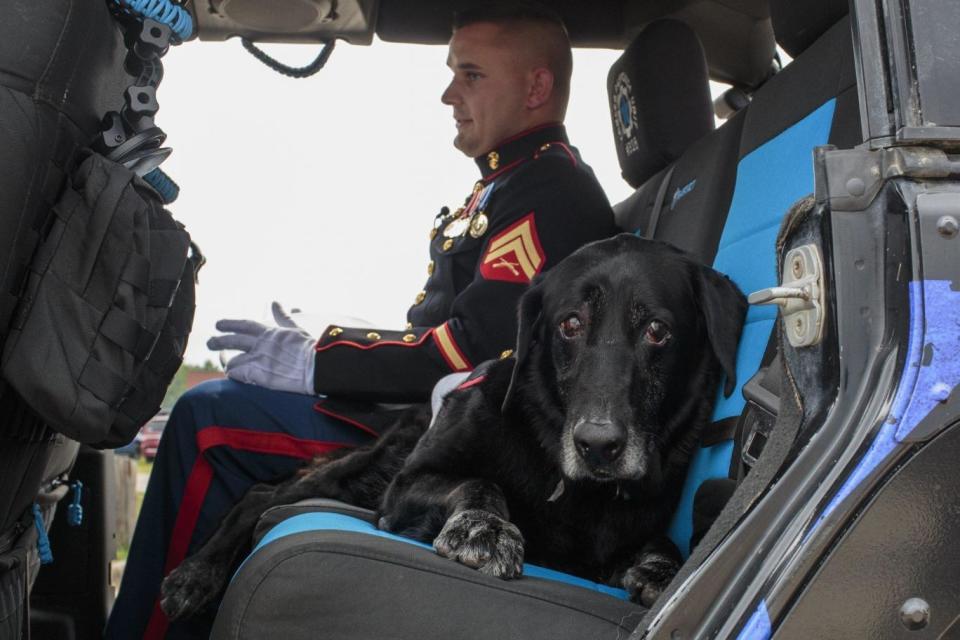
[
  {"xmin": 611, "ymin": 72, "xmax": 639, "ymax": 156},
  {"xmin": 480, "ymin": 213, "xmax": 545, "ymax": 284},
  {"xmin": 671, "ymin": 179, "xmax": 697, "ymax": 210}
]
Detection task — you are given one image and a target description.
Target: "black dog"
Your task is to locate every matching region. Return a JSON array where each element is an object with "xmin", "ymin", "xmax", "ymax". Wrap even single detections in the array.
[{"xmin": 161, "ymin": 234, "xmax": 746, "ymax": 618}]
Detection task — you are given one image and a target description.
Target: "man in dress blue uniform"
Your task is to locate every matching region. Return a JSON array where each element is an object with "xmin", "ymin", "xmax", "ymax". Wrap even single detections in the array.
[{"xmin": 107, "ymin": 4, "xmax": 617, "ymax": 638}]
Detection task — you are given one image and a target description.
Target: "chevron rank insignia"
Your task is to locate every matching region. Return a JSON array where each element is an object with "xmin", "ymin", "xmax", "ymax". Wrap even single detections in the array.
[{"xmin": 479, "ymin": 213, "xmax": 545, "ymax": 283}]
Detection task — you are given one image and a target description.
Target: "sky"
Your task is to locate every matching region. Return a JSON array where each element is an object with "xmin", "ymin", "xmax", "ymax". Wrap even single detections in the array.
[{"xmin": 159, "ymin": 37, "xmax": 638, "ymax": 365}]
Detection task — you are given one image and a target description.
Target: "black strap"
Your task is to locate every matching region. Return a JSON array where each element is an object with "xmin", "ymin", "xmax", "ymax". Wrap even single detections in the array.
[
  {"xmin": 732, "ymin": 330, "xmax": 781, "ymax": 478},
  {"xmin": 121, "ymin": 252, "xmax": 151, "ymax": 293},
  {"xmin": 78, "ymin": 357, "xmax": 129, "ymax": 407},
  {"xmin": 118, "ymin": 389, "xmax": 159, "ymax": 427},
  {"xmin": 700, "ymin": 416, "xmax": 739, "ymax": 447},
  {"xmin": 645, "ymin": 165, "xmax": 676, "ymax": 239},
  {"xmin": 100, "ymin": 307, "xmax": 157, "ymax": 360},
  {"xmin": 148, "ymin": 278, "xmax": 180, "ymax": 307}
]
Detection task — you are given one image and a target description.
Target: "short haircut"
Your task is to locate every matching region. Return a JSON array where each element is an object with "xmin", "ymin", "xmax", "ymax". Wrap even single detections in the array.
[
  {"xmin": 453, "ymin": 2, "xmax": 573, "ymax": 110},
  {"xmin": 452, "ymin": 1, "xmax": 566, "ymax": 30}
]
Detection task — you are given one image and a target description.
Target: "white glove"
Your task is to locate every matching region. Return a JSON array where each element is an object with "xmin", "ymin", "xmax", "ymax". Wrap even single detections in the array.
[{"xmin": 207, "ymin": 302, "xmax": 316, "ymax": 395}]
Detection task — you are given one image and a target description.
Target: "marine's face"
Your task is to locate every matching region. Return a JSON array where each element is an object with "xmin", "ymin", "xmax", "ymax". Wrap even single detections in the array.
[{"xmin": 441, "ymin": 22, "xmax": 532, "ymax": 158}]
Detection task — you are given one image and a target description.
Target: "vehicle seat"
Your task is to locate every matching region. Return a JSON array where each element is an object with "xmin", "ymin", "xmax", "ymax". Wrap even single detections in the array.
[
  {"xmin": 209, "ymin": 21, "xmax": 722, "ymax": 640},
  {"xmin": 664, "ymin": 0, "xmax": 859, "ymax": 557}
]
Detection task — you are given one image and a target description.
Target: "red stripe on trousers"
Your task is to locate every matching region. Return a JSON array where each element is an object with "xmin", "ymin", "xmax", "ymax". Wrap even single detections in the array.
[
  {"xmin": 313, "ymin": 402, "xmax": 380, "ymax": 439},
  {"xmin": 143, "ymin": 427, "xmax": 350, "ymax": 640}
]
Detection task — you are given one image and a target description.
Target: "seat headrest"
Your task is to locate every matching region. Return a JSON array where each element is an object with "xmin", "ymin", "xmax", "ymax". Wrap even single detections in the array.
[
  {"xmin": 769, "ymin": 0, "xmax": 849, "ymax": 58},
  {"xmin": 607, "ymin": 20, "xmax": 714, "ymax": 189}
]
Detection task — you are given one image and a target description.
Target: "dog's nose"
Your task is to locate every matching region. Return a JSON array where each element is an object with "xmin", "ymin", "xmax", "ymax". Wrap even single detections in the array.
[{"xmin": 573, "ymin": 420, "xmax": 625, "ymax": 467}]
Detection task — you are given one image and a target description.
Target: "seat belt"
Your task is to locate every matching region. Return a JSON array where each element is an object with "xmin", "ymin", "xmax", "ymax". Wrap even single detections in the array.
[
  {"xmin": 731, "ymin": 330, "xmax": 781, "ymax": 482},
  {"xmin": 644, "ymin": 165, "xmax": 676, "ymax": 239}
]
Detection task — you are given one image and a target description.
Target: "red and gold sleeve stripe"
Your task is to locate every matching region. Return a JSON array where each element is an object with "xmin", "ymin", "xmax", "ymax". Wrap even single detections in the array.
[{"xmin": 433, "ymin": 322, "xmax": 472, "ymax": 372}]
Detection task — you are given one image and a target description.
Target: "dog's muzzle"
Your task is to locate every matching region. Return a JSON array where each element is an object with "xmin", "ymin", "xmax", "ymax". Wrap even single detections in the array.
[{"xmin": 572, "ymin": 418, "xmax": 626, "ymax": 473}]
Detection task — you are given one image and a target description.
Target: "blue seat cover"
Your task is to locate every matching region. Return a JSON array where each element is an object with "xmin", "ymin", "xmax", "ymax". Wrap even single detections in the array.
[
  {"xmin": 250, "ymin": 512, "xmax": 631, "ymax": 600},
  {"xmin": 666, "ymin": 99, "xmax": 837, "ymax": 556}
]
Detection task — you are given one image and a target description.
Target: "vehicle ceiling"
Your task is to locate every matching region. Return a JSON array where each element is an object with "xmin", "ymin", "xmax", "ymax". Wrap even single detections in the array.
[
  {"xmin": 191, "ymin": 0, "xmax": 776, "ymax": 89},
  {"xmin": 377, "ymin": 0, "xmax": 775, "ymax": 88}
]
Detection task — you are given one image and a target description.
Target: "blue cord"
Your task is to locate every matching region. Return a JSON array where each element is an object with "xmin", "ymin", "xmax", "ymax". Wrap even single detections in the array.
[
  {"xmin": 144, "ymin": 167, "xmax": 180, "ymax": 204},
  {"xmin": 67, "ymin": 480, "xmax": 85, "ymax": 527},
  {"xmin": 32, "ymin": 504, "xmax": 54, "ymax": 565},
  {"xmin": 113, "ymin": 0, "xmax": 193, "ymax": 41}
]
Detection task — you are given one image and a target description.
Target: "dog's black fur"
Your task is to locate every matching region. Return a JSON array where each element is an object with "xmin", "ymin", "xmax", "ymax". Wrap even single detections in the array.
[{"xmin": 161, "ymin": 234, "xmax": 746, "ymax": 619}]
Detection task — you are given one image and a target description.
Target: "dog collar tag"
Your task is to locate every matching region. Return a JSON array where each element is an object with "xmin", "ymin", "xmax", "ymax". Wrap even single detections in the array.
[{"xmin": 547, "ymin": 479, "xmax": 565, "ymax": 503}]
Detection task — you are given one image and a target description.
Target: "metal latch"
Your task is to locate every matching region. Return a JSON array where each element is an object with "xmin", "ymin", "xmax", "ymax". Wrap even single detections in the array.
[{"xmin": 748, "ymin": 244, "xmax": 826, "ymax": 347}]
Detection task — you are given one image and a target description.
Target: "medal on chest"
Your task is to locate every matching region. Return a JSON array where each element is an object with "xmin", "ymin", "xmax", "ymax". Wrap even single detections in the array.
[
  {"xmin": 442, "ymin": 181, "xmax": 495, "ymax": 239},
  {"xmin": 443, "ymin": 215, "xmax": 471, "ymax": 238},
  {"xmin": 469, "ymin": 212, "xmax": 488, "ymax": 238}
]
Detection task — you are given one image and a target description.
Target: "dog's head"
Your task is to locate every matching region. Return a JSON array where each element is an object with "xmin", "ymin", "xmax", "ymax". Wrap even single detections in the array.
[{"xmin": 505, "ymin": 234, "xmax": 746, "ymax": 491}]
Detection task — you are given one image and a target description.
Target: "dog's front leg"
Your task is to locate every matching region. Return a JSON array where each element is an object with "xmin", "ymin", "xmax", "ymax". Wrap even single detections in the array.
[
  {"xmin": 621, "ymin": 537, "xmax": 682, "ymax": 607},
  {"xmin": 434, "ymin": 479, "xmax": 525, "ymax": 579},
  {"xmin": 383, "ymin": 476, "xmax": 524, "ymax": 579}
]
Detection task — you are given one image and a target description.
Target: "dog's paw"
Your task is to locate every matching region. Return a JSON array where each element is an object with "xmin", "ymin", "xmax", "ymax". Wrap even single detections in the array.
[
  {"xmin": 622, "ymin": 551, "xmax": 680, "ymax": 607},
  {"xmin": 433, "ymin": 509, "xmax": 524, "ymax": 579},
  {"xmin": 160, "ymin": 557, "xmax": 229, "ymax": 621}
]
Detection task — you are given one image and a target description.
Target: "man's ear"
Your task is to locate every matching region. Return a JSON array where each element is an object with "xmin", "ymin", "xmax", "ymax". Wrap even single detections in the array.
[
  {"xmin": 502, "ymin": 277, "xmax": 544, "ymax": 412},
  {"xmin": 526, "ymin": 67, "xmax": 555, "ymax": 110},
  {"xmin": 696, "ymin": 266, "xmax": 748, "ymax": 397}
]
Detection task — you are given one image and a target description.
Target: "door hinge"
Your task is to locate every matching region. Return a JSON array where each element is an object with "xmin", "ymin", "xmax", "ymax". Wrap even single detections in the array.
[{"xmin": 748, "ymin": 244, "xmax": 826, "ymax": 347}]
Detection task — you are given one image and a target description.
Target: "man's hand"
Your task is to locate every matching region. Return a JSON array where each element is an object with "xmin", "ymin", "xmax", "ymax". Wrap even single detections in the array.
[{"xmin": 207, "ymin": 302, "xmax": 316, "ymax": 395}]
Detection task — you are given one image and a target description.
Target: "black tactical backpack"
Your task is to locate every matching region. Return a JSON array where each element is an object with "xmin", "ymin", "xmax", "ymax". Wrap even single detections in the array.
[{"xmin": 1, "ymin": 151, "xmax": 200, "ymax": 448}]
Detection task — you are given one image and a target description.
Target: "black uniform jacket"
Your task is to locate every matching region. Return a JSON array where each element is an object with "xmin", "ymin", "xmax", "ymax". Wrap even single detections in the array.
[{"xmin": 313, "ymin": 123, "xmax": 616, "ymax": 432}]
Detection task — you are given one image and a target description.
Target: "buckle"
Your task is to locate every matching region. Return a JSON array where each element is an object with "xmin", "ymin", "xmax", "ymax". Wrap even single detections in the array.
[{"xmin": 740, "ymin": 366, "xmax": 780, "ymax": 469}]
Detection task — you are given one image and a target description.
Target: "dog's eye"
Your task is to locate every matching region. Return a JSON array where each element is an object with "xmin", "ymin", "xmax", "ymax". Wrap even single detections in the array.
[
  {"xmin": 559, "ymin": 315, "xmax": 584, "ymax": 339},
  {"xmin": 644, "ymin": 320, "xmax": 671, "ymax": 346}
]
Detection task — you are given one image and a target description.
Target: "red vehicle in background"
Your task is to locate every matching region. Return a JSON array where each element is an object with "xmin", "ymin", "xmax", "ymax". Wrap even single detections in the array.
[{"xmin": 138, "ymin": 412, "xmax": 169, "ymax": 461}]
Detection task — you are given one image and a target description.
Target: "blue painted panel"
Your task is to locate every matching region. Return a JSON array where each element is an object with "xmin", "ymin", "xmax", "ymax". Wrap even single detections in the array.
[
  {"xmin": 809, "ymin": 279, "xmax": 960, "ymax": 536},
  {"xmin": 737, "ymin": 600, "xmax": 772, "ymax": 640}
]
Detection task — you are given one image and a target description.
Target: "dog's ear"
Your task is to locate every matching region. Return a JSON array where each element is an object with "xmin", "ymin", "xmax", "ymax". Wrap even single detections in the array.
[
  {"xmin": 502, "ymin": 278, "xmax": 545, "ymax": 413},
  {"xmin": 696, "ymin": 266, "xmax": 748, "ymax": 397}
]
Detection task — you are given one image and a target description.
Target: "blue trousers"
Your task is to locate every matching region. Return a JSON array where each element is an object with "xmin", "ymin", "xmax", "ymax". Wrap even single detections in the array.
[{"xmin": 104, "ymin": 379, "xmax": 377, "ymax": 639}]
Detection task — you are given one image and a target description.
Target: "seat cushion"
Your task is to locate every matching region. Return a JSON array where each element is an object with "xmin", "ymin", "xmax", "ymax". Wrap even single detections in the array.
[{"xmin": 214, "ymin": 506, "xmax": 642, "ymax": 640}]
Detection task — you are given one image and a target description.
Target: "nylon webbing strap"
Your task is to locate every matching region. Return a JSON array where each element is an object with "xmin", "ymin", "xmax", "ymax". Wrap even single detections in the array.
[
  {"xmin": 734, "ymin": 329, "xmax": 781, "ymax": 476},
  {"xmin": 121, "ymin": 252, "xmax": 150, "ymax": 293},
  {"xmin": 700, "ymin": 416, "xmax": 739, "ymax": 447},
  {"xmin": 144, "ymin": 333, "xmax": 180, "ymax": 376},
  {"xmin": 148, "ymin": 279, "xmax": 179, "ymax": 307},
  {"xmin": 645, "ymin": 165, "xmax": 676, "ymax": 239},
  {"xmin": 79, "ymin": 357, "xmax": 129, "ymax": 406},
  {"xmin": 100, "ymin": 308, "xmax": 156, "ymax": 360},
  {"xmin": 119, "ymin": 389, "xmax": 158, "ymax": 426}
]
